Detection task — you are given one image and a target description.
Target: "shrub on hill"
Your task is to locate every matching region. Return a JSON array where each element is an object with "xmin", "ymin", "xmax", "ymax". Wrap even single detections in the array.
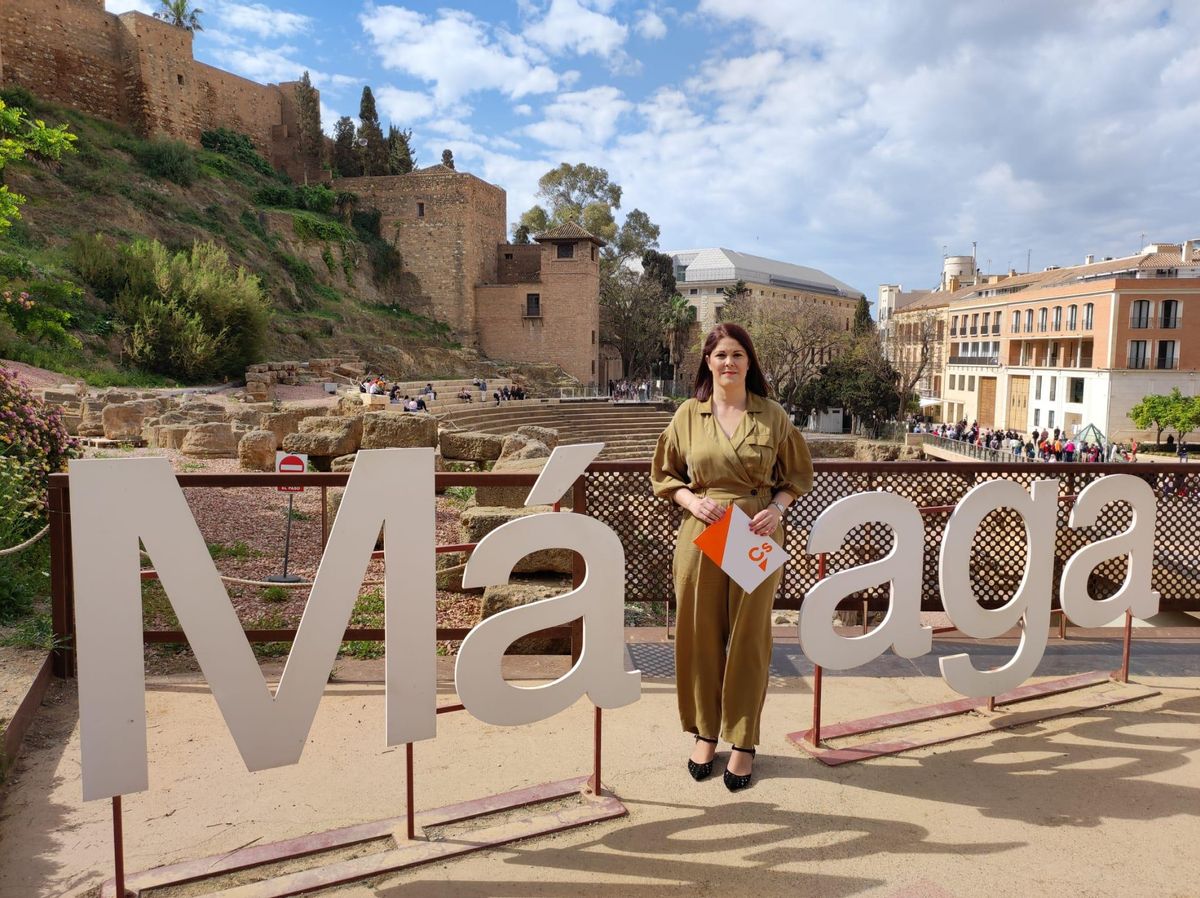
[
  {"xmin": 199, "ymin": 127, "xmax": 277, "ymax": 178},
  {"xmin": 253, "ymin": 183, "xmax": 337, "ymax": 215},
  {"xmin": 129, "ymin": 138, "xmax": 198, "ymax": 186},
  {"xmin": 69, "ymin": 236, "xmax": 268, "ymax": 381}
]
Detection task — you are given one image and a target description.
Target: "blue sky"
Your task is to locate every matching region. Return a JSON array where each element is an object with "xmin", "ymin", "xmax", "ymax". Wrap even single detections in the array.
[{"xmin": 106, "ymin": 1, "xmax": 1200, "ymax": 304}]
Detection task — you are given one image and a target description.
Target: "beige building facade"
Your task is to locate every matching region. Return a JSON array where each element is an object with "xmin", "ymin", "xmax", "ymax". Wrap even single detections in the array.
[{"xmin": 889, "ymin": 242, "xmax": 1200, "ymax": 439}]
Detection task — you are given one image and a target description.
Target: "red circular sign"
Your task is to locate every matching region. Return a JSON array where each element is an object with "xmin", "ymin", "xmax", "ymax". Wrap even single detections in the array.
[{"xmin": 278, "ymin": 455, "xmax": 306, "ymax": 473}]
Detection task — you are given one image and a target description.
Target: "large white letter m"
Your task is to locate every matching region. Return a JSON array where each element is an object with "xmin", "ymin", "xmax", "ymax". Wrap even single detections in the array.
[{"xmin": 70, "ymin": 450, "xmax": 435, "ymax": 802}]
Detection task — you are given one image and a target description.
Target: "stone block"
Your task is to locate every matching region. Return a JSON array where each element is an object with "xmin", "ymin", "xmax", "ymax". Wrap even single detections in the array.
[
  {"xmin": 331, "ymin": 453, "xmax": 356, "ymax": 472},
  {"xmin": 284, "ymin": 415, "xmax": 361, "ymax": 458},
  {"xmin": 157, "ymin": 425, "xmax": 192, "ymax": 449},
  {"xmin": 238, "ymin": 430, "xmax": 278, "ymax": 471},
  {"xmin": 516, "ymin": 425, "xmax": 559, "ymax": 451},
  {"xmin": 261, "ymin": 403, "xmax": 331, "ymax": 446},
  {"xmin": 362, "ymin": 412, "xmax": 438, "ymax": 449},
  {"xmin": 478, "ymin": 579, "xmax": 573, "ymax": 653},
  {"xmin": 439, "ymin": 429, "xmax": 505, "ymax": 462},
  {"xmin": 460, "ymin": 505, "xmax": 575, "ymax": 574},
  {"xmin": 101, "ymin": 400, "xmax": 158, "ymax": 441},
  {"xmin": 497, "ymin": 432, "xmax": 551, "ymax": 464},
  {"xmin": 181, "ymin": 422, "xmax": 238, "ymax": 458}
]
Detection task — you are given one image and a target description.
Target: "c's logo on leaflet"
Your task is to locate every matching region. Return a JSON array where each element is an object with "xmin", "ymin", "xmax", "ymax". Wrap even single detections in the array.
[{"xmin": 748, "ymin": 542, "xmax": 772, "ymax": 571}]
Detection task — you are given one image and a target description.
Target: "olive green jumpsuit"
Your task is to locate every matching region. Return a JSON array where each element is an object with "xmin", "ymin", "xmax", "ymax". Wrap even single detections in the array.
[{"xmin": 651, "ymin": 393, "xmax": 813, "ymax": 747}]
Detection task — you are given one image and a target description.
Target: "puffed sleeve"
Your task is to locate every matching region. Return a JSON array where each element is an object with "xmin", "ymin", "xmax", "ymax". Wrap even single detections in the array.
[
  {"xmin": 651, "ymin": 407, "xmax": 690, "ymax": 499},
  {"xmin": 773, "ymin": 417, "xmax": 814, "ymax": 499}
]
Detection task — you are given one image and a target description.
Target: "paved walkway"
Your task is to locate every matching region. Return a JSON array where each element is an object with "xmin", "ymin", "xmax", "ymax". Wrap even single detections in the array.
[{"xmin": 1, "ymin": 636, "xmax": 1198, "ymax": 897}]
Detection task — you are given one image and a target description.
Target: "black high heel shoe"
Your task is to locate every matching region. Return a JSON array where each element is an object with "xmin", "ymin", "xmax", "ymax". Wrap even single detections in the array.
[
  {"xmin": 724, "ymin": 746, "xmax": 756, "ymax": 791},
  {"xmin": 688, "ymin": 736, "xmax": 718, "ymax": 781}
]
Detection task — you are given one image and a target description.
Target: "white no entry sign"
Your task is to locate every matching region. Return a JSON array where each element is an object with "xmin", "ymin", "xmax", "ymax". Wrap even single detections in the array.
[{"xmin": 275, "ymin": 451, "xmax": 308, "ymax": 492}]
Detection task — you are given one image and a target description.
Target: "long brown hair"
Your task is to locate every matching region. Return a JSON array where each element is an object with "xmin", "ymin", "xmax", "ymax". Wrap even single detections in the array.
[{"xmin": 692, "ymin": 322, "xmax": 770, "ymax": 401}]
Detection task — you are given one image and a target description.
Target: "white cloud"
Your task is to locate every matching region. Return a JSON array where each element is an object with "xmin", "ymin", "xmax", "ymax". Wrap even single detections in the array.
[
  {"xmin": 205, "ymin": 42, "xmax": 354, "ymax": 93},
  {"xmin": 513, "ymin": 104, "xmax": 534, "ymax": 116},
  {"xmin": 359, "ymin": 5, "xmax": 560, "ymax": 105},
  {"xmin": 634, "ymin": 9, "xmax": 667, "ymax": 40},
  {"xmin": 104, "ymin": 0, "xmax": 155, "ymax": 13},
  {"xmin": 523, "ymin": 0, "xmax": 629, "ymax": 58},
  {"xmin": 375, "ymin": 86, "xmax": 436, "ymax": 123},
  {"xmin": 211, "ymin": 1, "xmax": 313, "ymax": 39},
  {"xmin": 524, "ymin": 86, "xmax": 632, "ymax": 149}
]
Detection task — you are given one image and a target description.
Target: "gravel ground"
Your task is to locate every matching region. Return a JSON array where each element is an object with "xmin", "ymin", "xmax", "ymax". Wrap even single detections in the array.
[{"xmin": 81, "ymin": 445, "xmax": 480, "ymax": 662}]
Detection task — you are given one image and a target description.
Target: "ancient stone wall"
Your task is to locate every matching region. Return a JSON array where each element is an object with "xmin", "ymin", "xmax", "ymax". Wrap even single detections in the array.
[
  {"xmin": 476, "ymin": 240, "xmax": 600, "ymax": 384},
  {"xmin": 498, "ymin": 244, "xmax": 542, "ymax": 283},
  {"xmin": 0, "ymin": 0, "xmax": 131, "ymax": 126},
  {"xmin": 0, "ymin": 0, "xmax": 308, "ymax": 179},
  {"xmin": 332, "ymin": 169, "xmax": 509, "ymax": 343}
]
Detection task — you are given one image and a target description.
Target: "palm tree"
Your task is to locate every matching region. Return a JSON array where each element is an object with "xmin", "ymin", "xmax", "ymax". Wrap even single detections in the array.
[
  {"xmin": 663, "ymin": 293, "xmax": 696, "ymax": 384},
  {"xmin": 154, "ymin": 0, "xmax": 204, "ymax": 32}
]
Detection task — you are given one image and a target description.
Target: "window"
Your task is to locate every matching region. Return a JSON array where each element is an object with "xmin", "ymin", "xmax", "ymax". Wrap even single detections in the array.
[
  {"xmin": 1083, "ymin": 303, "xmax": 1094, "ymax": 329},
  {"xmin": 1161, "ymin": 299, "xmax": 1180, "ymax": 328},
  {"xmin": 591, "ymin": 329, "xmax": 596, "ymax": 345},
  {"xmin": 1130, "ymin": 300, "xmax": 1151, "ymax": 328},
  {"xmin": 1049, "ymin": 377, "xmax": 1056, "ymax": 401},
  {"xmin": 1012, "ymin": 310, "xmax": 1021, "ymax": 332},
  {"xmin": 1067, "ymin": 305, "xmax": 1077, "ymax": 329},
  {"xmin": 1156, "ymin": 340, "xmax": 1177, "ymax": 370},
  {"xmin": 1068, "ymin": 378, "xmax": 1084, "ymax": 403},
  {"xmin": 1035, "ymin": 376, "xmax": 1042, "ymax": 400},
  {"xmin": 982, "ymin": 312, "xmax": 990, "ymax": 333},
  {"xmin": 968, "ymin": 376, "xmax": 975, "ymax": 390},
  {"xmin": 970, "ymin": 313, "xmax": 979, "ymax": 335},
  {"xmin": 525, "ymin": 293, "xmax": 541, "ymax": 317},
  {"xmin": 1038, "ymin": 308, "xmax": 1048, "ymax": 332},
  {"xmin": 417, "ymin": 202, "xmax": 425, "ymax": 218},
  {"xmin": 591, "ymin": 359, "xmax": 596, "ymax": 374},
  {"xmin": 504, "ymin": 252, "xmax": 514, "ymax": 260},
  {"xmin": 690, "ymin": 288, "xmax": 698, "ymax": 295},
  {"xmin": 951, "ymin": 315, "xmax": 959, "ymax": 336},
  {"xmin": 1128, "ymin": 340, "xmax": 1148, "ymax": 369},
  {"xmin": 1053, "ymin": 306, "xmax": 1062, "ymax": 330},
  {"xmin": 591, "ymin": 245, "xmax": 597, "ymax": 261},
  {"xmin": 1048, "ymin": 410, "xmax": 1055, "ymax": 428},
  {"xmin": 557, "ymin": 242, "xmax": 575, "ymax": 259},
  {"xmin": 1049, "ymin": 342, "xmax": 1058, "ymax": 367},
  {"xmin": 1025, "ymin": 309, "xmax": 1034, "ymax": 332},
  {"xmin": 1034, "ymin": 408, "xmax": 1041, "ymax": 427},
  {"xmin": 177, "ymin": 74, "xmax": 184, "ymax": 86}
]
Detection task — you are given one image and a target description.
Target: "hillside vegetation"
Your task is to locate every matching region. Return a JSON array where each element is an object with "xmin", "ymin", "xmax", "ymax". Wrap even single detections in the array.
[{"xmin": 0, "ymin": 88, "xmax": 468, "ymax": 386}]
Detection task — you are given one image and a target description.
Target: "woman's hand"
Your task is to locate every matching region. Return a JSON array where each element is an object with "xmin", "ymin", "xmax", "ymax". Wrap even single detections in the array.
[
  {"xmin": 689, "ymin": 496, "xmax": 724, "ymax": 525},
  {"xmin": 749, "ymin": 505, "xmax": 782, "ymax": 536}
]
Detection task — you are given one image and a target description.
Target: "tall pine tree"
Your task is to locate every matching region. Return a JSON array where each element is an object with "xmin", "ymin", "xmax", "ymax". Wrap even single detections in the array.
[
  {"xmin": 356, "ymin": 86, "xmax": 388, "ymax": 176},
  {"xmin": 332, "ymin": 116, "xmax": 358, "ymax": 178},
  {"xmin": 293, "ymin": 71, "xmax": 323, "ymax": 184},
  {"xmin": 387, "ymin": 125, "xmax": 415, "ymax": 174}
]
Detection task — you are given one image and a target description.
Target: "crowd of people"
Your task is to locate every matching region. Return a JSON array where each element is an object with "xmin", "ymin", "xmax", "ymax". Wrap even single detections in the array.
[
  {"xmin": 910, "ymin": 416, "xmax": 1141, "ymax": 462},
  {"xmin": 360, "ymin": 376, "xmax": 528, "ymax": 408},
  {"xmin": 610, "ymin": 379, "xmax": 652, "ymax": 402}
]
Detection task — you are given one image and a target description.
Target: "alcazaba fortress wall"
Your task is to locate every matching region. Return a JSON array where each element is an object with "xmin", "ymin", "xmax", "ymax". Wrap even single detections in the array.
[{"xmin": 0, "ymin": 0, "xmax": 602, "ymax": 384}]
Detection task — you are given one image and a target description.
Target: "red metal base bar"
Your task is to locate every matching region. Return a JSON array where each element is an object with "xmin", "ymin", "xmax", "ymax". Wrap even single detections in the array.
[
  {"xmin": 99, "ymin": 776, "xmax": 625, "ymax": 898},
  {"xmin": 788, "ymin": 670, "xmax": 1159, "ymax": 766}
]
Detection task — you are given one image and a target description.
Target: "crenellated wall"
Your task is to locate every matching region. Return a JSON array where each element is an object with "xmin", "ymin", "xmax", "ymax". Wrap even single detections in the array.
[{"xmin": 0, "ymin": 0, "xmax": 312, "ymax": 180}]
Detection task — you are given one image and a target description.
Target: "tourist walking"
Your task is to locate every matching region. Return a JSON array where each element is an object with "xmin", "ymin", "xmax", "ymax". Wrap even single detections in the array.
[{"xmin": 651, "ymin": 323, "xmax": 813, "ymax": 792}]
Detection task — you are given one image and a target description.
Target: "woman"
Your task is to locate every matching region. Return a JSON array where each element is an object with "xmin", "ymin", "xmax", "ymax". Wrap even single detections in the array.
[{"xmin": 651, "ymin": 323, "xmax": 813, "ymax": 791}]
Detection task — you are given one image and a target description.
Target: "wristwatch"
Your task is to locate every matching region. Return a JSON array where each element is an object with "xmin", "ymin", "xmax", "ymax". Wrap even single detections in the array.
[{"xmin": 769, "ymin": 501, "xmax": 788, "ymax": 517}]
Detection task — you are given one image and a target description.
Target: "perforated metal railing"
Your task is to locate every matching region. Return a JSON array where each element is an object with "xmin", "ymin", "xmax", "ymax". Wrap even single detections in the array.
[{"xmin": 587, "ymin": 460, "xmax": 1200, "ymax": 613}]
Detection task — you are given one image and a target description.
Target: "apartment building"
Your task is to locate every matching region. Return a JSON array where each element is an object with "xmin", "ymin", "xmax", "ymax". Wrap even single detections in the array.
[{"xmin": 890, "ymin": 241, "xmax": 1200, "ymax": 439}]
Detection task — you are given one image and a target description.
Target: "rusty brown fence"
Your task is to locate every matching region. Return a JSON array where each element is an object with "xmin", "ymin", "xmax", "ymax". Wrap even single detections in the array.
[{"xmin": 47, "ymin": 461, "xmax": 1200, "ymax": 678}]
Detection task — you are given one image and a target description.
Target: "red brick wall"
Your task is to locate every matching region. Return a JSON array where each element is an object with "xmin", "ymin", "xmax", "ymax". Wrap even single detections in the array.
[
  {"xmin": 0, "ymin": 0, "xmax": 305, "ymax": 176},
  {"xmin": 333, "ymin": 170, "xmax": 509, "ymax": 342},
  {"xmin": 476, "ymin": 241, "xmax": 600, "ymax": 383}
]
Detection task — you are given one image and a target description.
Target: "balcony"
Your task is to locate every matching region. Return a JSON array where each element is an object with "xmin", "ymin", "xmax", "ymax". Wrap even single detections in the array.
[
  {"xmin": 968, "ymin": 327, "xmax": 978, "ymax": 335},
  {"xmin": 949, "ymin": 355, "xmax": 999, "ymax": 366},
  {"xmin": 991, "ymin": 325, "xmax": 1000, "ymax": 335},
  {"xmin": 1156, "ymin": 358, "xmax": 1179, "ymax": 370}
]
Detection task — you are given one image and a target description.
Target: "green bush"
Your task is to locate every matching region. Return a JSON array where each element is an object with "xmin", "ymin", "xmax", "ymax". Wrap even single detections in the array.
[
  {"xmin": 295, "ymin": 184, "xmax": 336, "ymax": 214},
  {"xmin": 131, "ymin": 138, "xmax": 198, "ymax": 186},
  {"xmin": 253, "ymin": 184, "xmax": 295, "ymax": 207},
  {"xmin": 351, "ymin": 209, "xmax": 382, "ymax": 239},
  {"xmin": 69, "ymin": 232, "xmax": 126, "ymax": 300},
  {"xmin": 0, "ymin": 85, "xmax": 35, "ymax": 113},
  {"xmin": 113, "ymin": 239, "xmax": 269, "ymax": 381},
  {"xmin": 0, "ymin": 251, "xmax": 32, "ymax": 280},
  {"xmin": 199, "ymin": 128, "xmax": 277, "ymax": 177},
  {"xmin": 293, "ymin": 212, "xmax": 352, "ymax": 242}
]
